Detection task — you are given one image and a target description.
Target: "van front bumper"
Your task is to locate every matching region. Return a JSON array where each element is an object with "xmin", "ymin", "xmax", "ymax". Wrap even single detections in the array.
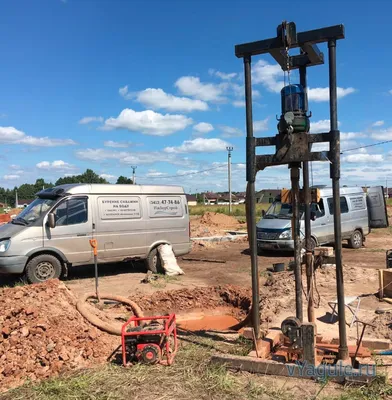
[
  {"xmin": 257, "ymin": 239, "xmax": 294, "ymax": 251},
  {"xmin": 0, "ymin": 256, "xmax": 27, "ymax": 274}
]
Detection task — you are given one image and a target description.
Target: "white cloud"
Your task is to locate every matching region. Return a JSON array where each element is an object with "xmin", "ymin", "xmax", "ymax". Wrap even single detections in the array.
[
  {"xmin": 79, "ymin": 116, "xmax": 104, "ymax": 124},
  {"xmin": 104, "ymin": 140, "xmax": 132, "ymax": 148},
  {"xmin": 253, "ymin": 118, "xmax": 269, "ymax": 132},
  {"xmin": 119, "ymin": 85, "xmax": 133, "ymax": 100},
  {"xmin": 340, "ymin": 132, "xmax": 365, "ymax": 140},
  {"xmin": 208, "ymin": 69, "xmax": 237, "ymax": 80},
  {"xmin": 219, "ymin": 126, "xmax": 243, "ymax": 138},
  {"xmin": 251, "ymin": 59, "xmax": 356, "ymax": 102},
  {"xmin": 164, "ymin": 138, "xmax": 231, "ymax": 154},
  {"xmin": 99, "ymin": 173, "xmax": 116, "ymax": 180},
  {"xmin": 36, "ymin": 160, "xmax": 76, "ymax": 171},
  {"xmin": 145, "ymin": 169, "xmax": 168, "ymax": 178},
  {"xmin": 252, "ymin": 59, "xmax": 283, "ymax": 92},
  {"xmin": 76, "ymin": 148, "xmax": 195, "ymax": 167},
  {"xmin": 308, "ymin": 87, "xmax": 356, "ymax": 102},
  {"xmin": 102, "ymin": 108, "xmax": 193, "ymax": 136},
  {"xmin": 136, "ymin": 88, "xmax": 208, "ymax": 112},
  {"xmin": 193, "ymin": 122, "xmax": 214, "ymax": 134},
  {"xmin": 0, "ymin": 126, "xmax": 76, "ymax": 147},
  {"xmin": 310, "ymin": 119, "xmax": 331, "ymax": 133},
  {"xmin": 371, "ymin": 128, "xmax": 392, "ymax": 140},
  {"xmin": 342, "ymin": 153, "xmax": 384, "ymax": 163},
  {"xmin": 389, "ymin": 90, "xmax": 392, "ymax": 95},
  {"xmin": 373, "ymin": 120, "xmax": 384, "ymax": 127},
  {"xmin": 175, "ymin": 76, "xmax": 228, "ymax": 102},
  {"xmin": 3, "ymin": 174, "xmax": 20, "ymax": 180},
  {"xmin": 232, "ymin": 100, "xmax": 245, "ymax": 108}
]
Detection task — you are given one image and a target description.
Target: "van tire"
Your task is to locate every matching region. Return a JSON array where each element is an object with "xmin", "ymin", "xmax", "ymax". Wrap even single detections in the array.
[
  {"xmin": 348, "ymin": 230, "xmax": 363, "ymax": 249},
  {"xmin": 146, "ymin": 248, "xmax": 163, "ymax": 274},
  {"xmin": 25, "ymin": 254, "xmax": 62, "ymax": 284},
  {"xmin": 302, "ymin": 237, "xmax": 317, "ymax": 251}
]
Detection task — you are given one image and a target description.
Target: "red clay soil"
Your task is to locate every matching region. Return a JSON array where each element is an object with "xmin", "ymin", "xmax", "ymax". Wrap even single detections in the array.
[
  {"xmin": 0, "ymin": 280, "xmax": 117, "ymax": 392},
  {"xmin": 199, "ymin": 212, "xmax": 240, "ymax": 227}
]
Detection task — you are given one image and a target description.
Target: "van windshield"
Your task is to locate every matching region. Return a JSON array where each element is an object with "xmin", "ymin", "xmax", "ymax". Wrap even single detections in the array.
[
  {"xmin": 12, "ymin": 198, "xmax": 56, "ymax": 225},
  {"xmin": 264, "ymin": 201, "xmax": 304, "ymax": 219}
]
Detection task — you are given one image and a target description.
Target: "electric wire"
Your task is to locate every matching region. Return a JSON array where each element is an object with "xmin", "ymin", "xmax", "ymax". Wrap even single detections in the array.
[{"xmin": 341, "ymin": 139, "xmax": 392, "ymax": 154}]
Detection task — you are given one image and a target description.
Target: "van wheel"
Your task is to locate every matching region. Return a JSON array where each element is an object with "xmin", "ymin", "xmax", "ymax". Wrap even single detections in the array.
[
  {"xmin": 25, "ymin": 254, "xmax": 62, "ymax": 284},
  {"xmin": 348, "ymin": 230, "xmax": 363, "ymax": 249},
  {"xmin": 146, "ymin": 248, "xmax": 163, "ymax": 274},
  {"xmin": 302, "ymin": 237, "xmax": 317, "ymax": 251}
]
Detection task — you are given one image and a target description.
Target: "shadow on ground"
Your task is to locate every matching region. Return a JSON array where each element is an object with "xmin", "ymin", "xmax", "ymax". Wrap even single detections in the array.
[{"xmin": 0, "ymin": 260, "xmax": 147, "ymax": 288}]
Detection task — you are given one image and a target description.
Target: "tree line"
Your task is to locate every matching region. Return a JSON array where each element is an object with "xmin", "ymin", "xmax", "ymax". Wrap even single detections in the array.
[{"xmin": 0, "ymin": 169, "xmax": 133, "ymax": 207}]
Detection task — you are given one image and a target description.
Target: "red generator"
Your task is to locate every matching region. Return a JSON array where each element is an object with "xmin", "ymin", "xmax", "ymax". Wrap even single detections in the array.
[{"xmin": 121, "ymin": 314, "xmax": 178, "ymax": 366}]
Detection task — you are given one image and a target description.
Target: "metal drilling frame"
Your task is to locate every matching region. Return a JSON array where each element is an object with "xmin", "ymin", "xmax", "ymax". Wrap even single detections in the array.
[{"xmin": 236, "ymin": 23, "xmax": 349, "ymax": 361}]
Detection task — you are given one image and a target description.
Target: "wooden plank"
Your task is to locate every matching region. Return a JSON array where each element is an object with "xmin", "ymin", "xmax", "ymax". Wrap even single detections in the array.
[
  {"xmin": 211, "ymin": 354, "xmax": 376, "ymax": 383},
  {"xmin": 182, "ymin": 257, "xmax": 226, "ymax": 264},
  {"xmin": 382, "ymin": 270, "xmax": 392, "ymax": 298}
]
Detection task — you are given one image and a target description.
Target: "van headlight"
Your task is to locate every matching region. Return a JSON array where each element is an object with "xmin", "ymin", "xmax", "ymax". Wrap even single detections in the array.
[
  {"xmin": 279, "ymin": 230, "xmax": 292, "ymax": 239},
  {"xmin": 0, "ymin": 239, "xmax": 11, "ymax": 253}
]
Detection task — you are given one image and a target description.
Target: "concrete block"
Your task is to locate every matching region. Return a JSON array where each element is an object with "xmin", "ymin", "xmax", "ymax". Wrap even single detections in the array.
[
  {"xmin": 264, "ymin": 330, "xmax": 283, "ymax": 349},
  {"xmin": 242, "ymin": 327, "xmax": 254, "ymax": 340},
  {"xmin": 361, "ymin": 338, "xmax": 391, "ymax": 350},
  {"xmin": 314, "ymin": 247, "xmax": 334, "ymax": 257}
]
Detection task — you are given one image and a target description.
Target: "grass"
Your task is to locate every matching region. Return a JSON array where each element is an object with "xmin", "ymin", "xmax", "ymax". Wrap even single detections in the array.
[
  {"xmin": 149, "ymin": 274, "xmax": 180, "ymax": 289},
  {"xmin": 189, "ymin": 203, "xmax": 269, "ymax": 217},
  {"xmin": 1, "ymin": 340, "xmax": 278, "ymax": 400},
  {"xmin": 2, "ymin": 336, "xmax": 392, "ymax": 400}
]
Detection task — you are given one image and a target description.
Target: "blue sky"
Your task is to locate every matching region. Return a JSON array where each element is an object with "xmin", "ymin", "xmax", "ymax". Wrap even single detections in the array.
[{"xmin": 1, "ymin": 0, "xmax": 392, "ymax": 193}]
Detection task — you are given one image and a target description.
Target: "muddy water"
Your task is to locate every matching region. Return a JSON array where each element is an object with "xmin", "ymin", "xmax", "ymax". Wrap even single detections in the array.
[{"xmin": 177, "ymin": 315, "xmax": 239, "ymax": 331}]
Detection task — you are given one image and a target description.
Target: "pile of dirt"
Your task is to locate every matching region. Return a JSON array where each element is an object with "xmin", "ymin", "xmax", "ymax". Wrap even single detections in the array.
[
  {"xmin": 368, "ymin": 313, "xmax": 392, "ymax": 340},
  {"xmin": 199, "ymin": 212, "xmax": 240, "ymax": 227},
  {"xmin": 0, "ymin": 280, "xmax": 117, "ymax": 392},
  {"xmin": 191, "ymin": 212, "xmax": 244, "ymax": 237}
]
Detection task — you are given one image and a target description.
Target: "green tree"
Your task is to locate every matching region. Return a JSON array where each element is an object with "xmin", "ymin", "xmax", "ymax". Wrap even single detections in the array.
[
  {"xmin": 116, "ymin": 176, "xmax": 133, "ymax": 184},
  {"xmin": 55, "ymin": 169, "xmax": 109, "ymax": 186}
]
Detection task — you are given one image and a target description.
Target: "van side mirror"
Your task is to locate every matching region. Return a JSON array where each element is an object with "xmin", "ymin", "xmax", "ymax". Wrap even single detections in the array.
[
  {"xmin": 310, "ymin": 211, "xmax": 317, "ymax": 221},
  {"xmin": 262, "ymin": 209, "xmax": 266, "ymax": 218},
  {"xmin": 47, "ymin": 213, "xmax": 56, "ymax": 229}
]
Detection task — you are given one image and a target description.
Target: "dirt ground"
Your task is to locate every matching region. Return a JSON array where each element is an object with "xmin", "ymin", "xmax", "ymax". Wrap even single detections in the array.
[{"xmin": 2, "ymin": 213, "xmax": 392, "ymax": 396}]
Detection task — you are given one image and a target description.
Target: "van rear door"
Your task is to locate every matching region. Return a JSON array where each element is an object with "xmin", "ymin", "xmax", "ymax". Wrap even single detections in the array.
[{"xmin": 367, "ymin": 186, "xmax": 389, "ymax": 228}]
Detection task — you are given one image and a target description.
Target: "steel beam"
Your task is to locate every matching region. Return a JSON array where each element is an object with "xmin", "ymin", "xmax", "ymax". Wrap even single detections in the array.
[
  {"xmin": 328, "ymin": 39, "xmax": 349, "ymax": 361},
  {"xmin": 255, "ymin": 151, "xmax": 329, "ymax": 171},
  {"xmin": 235, "ymin": 24, "xmax": 344, "ymax": 58},
  {"xmin": 244, "ymin": 55, "xmax": 261, "ymax": 339}
]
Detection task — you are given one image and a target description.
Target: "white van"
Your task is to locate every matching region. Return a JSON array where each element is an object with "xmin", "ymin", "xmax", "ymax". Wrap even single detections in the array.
[
  {"xmin": 256, "ymin": 186, "xmax": 388, "ymax": 252},
  {"xmin": 0, "ymin": 184, "xmax": 191, "ymax": 283}
]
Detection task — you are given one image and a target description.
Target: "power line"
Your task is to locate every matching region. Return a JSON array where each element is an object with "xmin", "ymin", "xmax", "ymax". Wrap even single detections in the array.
[
  {"xmin": 341, "ymin": 139, "xmax": 392, "ymax": 154},
  {"xmin": 137, "ymin": 165, "xmax": 227, "ymax": 180}
]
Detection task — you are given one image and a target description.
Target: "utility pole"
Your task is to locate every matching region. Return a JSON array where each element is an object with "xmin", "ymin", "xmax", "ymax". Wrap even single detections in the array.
[
  {"xmin": 226, "ymin": 146, "xmax": 233, "ymax": 214},
  {"xmin": 131, "ymin": 166, "xmax": 137, "ymax": 185},
  {"xmin": 386, "ymin": 178, "xmax": 388, "ymax": 199}
]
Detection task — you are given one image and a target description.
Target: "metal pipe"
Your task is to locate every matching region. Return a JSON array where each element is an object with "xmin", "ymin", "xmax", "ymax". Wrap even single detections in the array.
[
  {"xmin": 244, "ymin": 55, "xmax": 260, "ymax": 339},
  {"xmin": 300, "ymin": 66, "xmax": 315, "ymax": 323},
  {"xmin": 227, "ymin": 147, "xmax": 233, "ymax": 214},
  {"xmin": 328, "ymin": 39, "xmax": 348, "ymax": 361},
  {"xmin": 290, "ymin": 165, "xmax": 303, "ymax": 322}
]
